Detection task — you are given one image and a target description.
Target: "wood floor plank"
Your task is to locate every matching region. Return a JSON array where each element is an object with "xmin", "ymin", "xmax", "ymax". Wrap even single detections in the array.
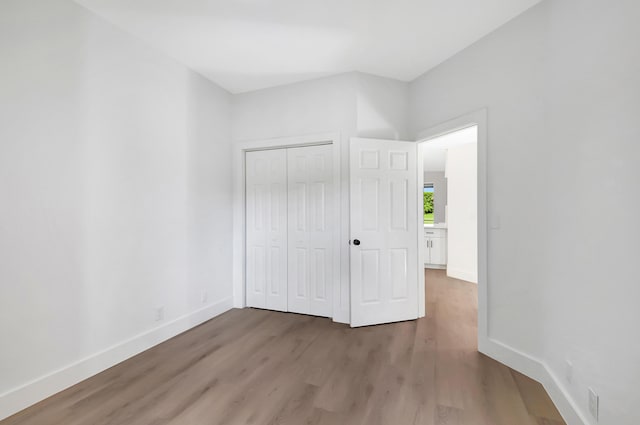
[
  {"xmin": 1, "ymin": 270, "xmax": 565, "ymax": 425},
  {"xmin": 435, "ymin": 405, "xmax": 463, "ymax": 425}
]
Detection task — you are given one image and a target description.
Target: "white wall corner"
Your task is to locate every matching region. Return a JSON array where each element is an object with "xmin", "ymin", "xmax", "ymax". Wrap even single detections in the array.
[{"xmin": 0, "ymin": 297, "xmax": 233, "ymax": 421}]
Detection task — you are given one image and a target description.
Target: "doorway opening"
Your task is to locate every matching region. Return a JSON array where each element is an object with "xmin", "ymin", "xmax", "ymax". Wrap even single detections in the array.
[{"xmin": 417, "ymin": 118, "xmax": 485, "ymax": 350}]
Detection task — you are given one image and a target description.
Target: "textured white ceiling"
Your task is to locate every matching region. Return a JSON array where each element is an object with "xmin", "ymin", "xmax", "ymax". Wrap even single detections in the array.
[{"xmin": 76, "ymin": 0, "xmax": 541, "ymax": 93}]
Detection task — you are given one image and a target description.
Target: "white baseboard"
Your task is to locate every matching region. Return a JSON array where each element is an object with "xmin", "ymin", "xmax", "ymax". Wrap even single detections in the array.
[
  {"xmin": 446, "ymin": 267, "xmax": 477, "ymax": 283},
  {"xmin": 0, "ymin": 297, "xmax": 233, "ymax": 421},
  {"xmin": 541, "ymin": 365, "xmax": 593, "ymax": 425},
  {"xmin": 480, "ymin": 337, "xmax": 590, "ymax": 425}
]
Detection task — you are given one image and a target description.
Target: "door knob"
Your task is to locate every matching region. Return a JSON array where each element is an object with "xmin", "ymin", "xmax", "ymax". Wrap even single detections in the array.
[{"xmin": 353, "ymin": 239, "xmax": 361, "ymax": 246}]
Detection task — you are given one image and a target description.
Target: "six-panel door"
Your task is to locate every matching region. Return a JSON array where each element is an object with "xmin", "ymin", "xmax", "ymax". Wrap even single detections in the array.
[
  {"xmin": 287, "ymin": 145, "xmax": 334, "ymax": 317},
  {"xmin": 245, "ymin": 149, "xmax": 288, "ymax": 311},
  {"xmin": 350, "ymin": 138, "xmax": 419, "ymax": 327}
]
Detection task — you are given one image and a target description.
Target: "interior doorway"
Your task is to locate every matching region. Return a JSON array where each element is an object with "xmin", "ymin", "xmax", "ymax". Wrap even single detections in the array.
[
  {"xmin": 416, "ymin": 110, "xmax": 487, "ymax": 350},
  {"xmin": 420, "ymin": 126, "xmax": 478, "ymax": 281}
]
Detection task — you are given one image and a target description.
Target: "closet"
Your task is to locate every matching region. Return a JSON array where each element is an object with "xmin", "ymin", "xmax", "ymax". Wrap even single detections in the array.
[{"xmin": 245, "ymin": 144, "xmax": 334, "ymax": 318}]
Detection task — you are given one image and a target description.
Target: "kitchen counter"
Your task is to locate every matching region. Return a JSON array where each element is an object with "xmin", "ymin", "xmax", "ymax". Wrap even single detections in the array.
[{"xmin": 424, "ymin": 223, "xmax": 447, "ymax": 229}]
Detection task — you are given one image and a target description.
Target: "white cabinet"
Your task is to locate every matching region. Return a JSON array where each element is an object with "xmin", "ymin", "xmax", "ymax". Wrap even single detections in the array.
[
  {"xmin": 429, "ymin": 236, "xmax": 445, "ymax": 266},
  {"xmin": 424, "ymin": 227, "xmax": 447, "ymax": 268}
]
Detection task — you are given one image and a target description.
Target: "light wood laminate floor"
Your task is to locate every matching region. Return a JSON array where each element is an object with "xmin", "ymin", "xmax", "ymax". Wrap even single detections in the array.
[{"xmin": 2, "ymin": 269, "xmax": 565, "ymax": 425}]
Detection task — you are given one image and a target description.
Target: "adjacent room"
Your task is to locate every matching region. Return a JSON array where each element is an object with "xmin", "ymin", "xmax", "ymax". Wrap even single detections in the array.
[
  {"xmin": 1, "ymin": 1, "xmax": 639, "ymax": 424},
  {"xmin": 420, "ymin": 125, "xmax": 480, "ymax": 367},
  {"xmin": 420, "ymin": 125, "xmax": 478, "ymax": 283}
]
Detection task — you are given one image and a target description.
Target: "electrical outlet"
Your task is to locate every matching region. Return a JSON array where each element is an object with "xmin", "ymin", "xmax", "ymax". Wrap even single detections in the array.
[
  {"xmin": 565, "ymin": 359, "xmax": 573, "ymax": 384},
  {"xmin": 155, "ymin": 306, "xmax": 165, "ymax": 322},
  {"xmin": 588, "ymin": 387, "xmax": 599, "ymax": 421},
  {"xmin": 201, "ymin": 291, "xmax": 209, "ymax": 304}
]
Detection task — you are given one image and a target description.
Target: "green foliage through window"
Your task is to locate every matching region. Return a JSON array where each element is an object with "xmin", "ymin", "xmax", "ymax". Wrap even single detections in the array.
[
  {"xmin": 423, "ymin": 192, "xmax": 434, "ymax": 215},
  {"xmin": 423, "ymin": 186, "xmax": 434, "ymax": 224}
]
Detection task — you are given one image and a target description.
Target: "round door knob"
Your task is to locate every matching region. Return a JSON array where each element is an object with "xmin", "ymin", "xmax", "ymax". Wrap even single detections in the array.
[{"xmin": 353, "ymin": 239, "xmax": 361, "ymax": 246}]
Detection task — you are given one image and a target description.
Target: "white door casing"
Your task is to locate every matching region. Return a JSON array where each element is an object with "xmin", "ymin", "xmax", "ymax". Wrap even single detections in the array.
[
  {"xmin": 350, "ymin": 138, "xmax": 419, "ymax": 327},
  {"xmin": 287, "ymin": 145, "xmax": 334, "ymax": 317},
  {"xmin": 245, "ymin": 149, "xmax": 288, "ymax": 311}
]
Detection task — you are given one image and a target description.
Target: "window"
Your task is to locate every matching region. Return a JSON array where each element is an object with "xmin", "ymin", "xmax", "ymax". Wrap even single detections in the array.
[{"xmin": 423, "ymin": 184, "xmax": 434, "ymax": 224}]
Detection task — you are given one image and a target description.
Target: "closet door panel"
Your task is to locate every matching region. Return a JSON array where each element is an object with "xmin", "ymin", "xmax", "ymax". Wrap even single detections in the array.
[
  {"xmin": 245, "ymin": 149, "xmax": 288, "ymax": 311},
  {"xmin": 287, "ymin": 145, "xmax": 333, "ymax": 317}
]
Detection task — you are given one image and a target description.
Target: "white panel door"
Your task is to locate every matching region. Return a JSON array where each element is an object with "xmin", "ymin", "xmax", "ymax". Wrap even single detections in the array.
[
  {"xmin": 287, "ymin": 145, "xmax": 334, "ymax": 317},
  {"xmin": 245, "ymin": 149, "xmax": 288, "ymax": 312},
  {"xmin": 350, "ymin": 138, "xmax": 418, "ymax": 327}
]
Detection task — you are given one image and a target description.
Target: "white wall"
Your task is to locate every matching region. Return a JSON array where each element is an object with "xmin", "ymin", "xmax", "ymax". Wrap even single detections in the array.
[
  {"xmin": 410, "ymin": 2, "xmax": 547, "ymax": 359},
  {"xmin": 445, "ymin": 144, "xmax": 477, "ymax": 283},
  {"xmin": 409, "ymin": 1, "xmax": 640, "ymax": 424},
  {"xmin": 423, "ymin": 172, "xmax": 447, "ymax": 224},
  {"xmin": 0, "ymin": 0, "xmax": 233, "ymax": 419},
  {"xmin": 542, "ymin": 1, "xmax": 640, "ymax": 424},
  {"xmin": 355, "ymin": 72, "xmax": 410, "ymax": 140}
]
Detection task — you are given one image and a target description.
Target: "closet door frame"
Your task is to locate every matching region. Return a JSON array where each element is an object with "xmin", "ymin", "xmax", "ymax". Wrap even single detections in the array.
[{"xmin": 232, "ymin": 133, "xmax": 341, "ymax": 321}]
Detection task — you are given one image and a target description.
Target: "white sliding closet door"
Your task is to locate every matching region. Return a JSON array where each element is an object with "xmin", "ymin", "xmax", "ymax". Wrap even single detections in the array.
[
  {"xmin": 245, "ymin": 149, "xmax": 288, "ymax": 312},
  {"xmin": 287, "ymin": 145, "xmax": 334, "ymax": 317}
]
